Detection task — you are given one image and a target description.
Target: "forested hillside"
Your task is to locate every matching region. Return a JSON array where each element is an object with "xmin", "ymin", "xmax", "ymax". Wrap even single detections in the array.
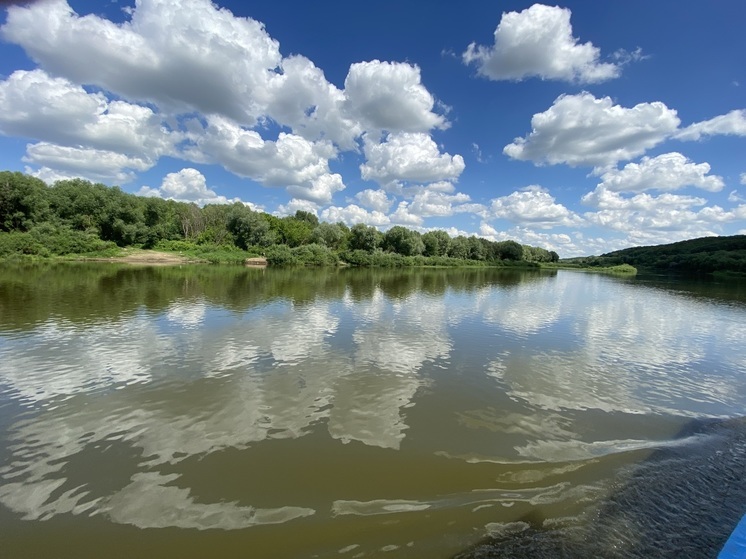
[
  {"xmin": 0, "ymin": 171, "xmax": 559, "ymax": 266},
  {"xmin": 564, "ymin": 236, "xmax": 746, "ymax": 275}
]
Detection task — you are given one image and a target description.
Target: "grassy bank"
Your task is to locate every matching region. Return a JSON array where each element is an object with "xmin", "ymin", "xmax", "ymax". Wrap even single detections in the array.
[{"xmin": 541, "ymin": 262, "xmax": 638, "ymax": 275}]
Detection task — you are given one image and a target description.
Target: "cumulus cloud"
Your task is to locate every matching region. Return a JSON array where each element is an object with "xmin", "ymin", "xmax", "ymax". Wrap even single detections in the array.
[
  {"xmin": 343, "ymin": 60, "xmax": 448, "ymax": 132},
  {"xmin": 489, "ymin": 186, "xmax": 583, "ymax": 228},
  {"xmin": 389, "ymin": 201, "xmax": 424, "ymax": 226},
  {"xmin": 183, "ymin": 116, "xmax": 344, "ymax": 204},
  {"xmin": 0, "ymin": 69, "xmax": 179, "ymax": 179},
  {"xmin": 1, "ymin": 0, "xmax": 454, "ymax": 191},
  {"xmin": 407, "ymin": 182, "xmax": 482, "ymax": 217},
  {"xmin": 597, "ymin": 153, "xmax": 724, "ymax": 193},
  {"xmin": 581, "ymin": 187, "xmax": 746, "ymax": 246},
  {"xmin": 354, "ymin": 189, "xmax": 394, "ymax": 213},
  {"xmin": 479, "ymin": 223, "xmax": 577, "ymax": 255},
  {"xmin": 24, "ymin": 143, "xmax": 153, "ymax": 184},
  {"xmin": 138, "ymin": 168, "xmax": 242, "ymax": 206},
  {"xmin": 504, "ymin": 92, "xmax": 680, "ymax": 168},
  {"xmin": 360, "ymin": 132, "xmax": 465, "ymax": 188},
  {"xmin": 275, "ymin": 198, "xmax": 320, "ymax": 216},
  {"xmin": 674, "ymin": 109, "xmax": 746, "ymax": 141},
  {"xmin": 1, "ymin": 0, "xmax": 283, "ymax": 125},
  {"xmin": 320, "ymin": 204, "xmax": 390, "ymax": 227},
  {"xmin": 463, "ymin": 4, "xmax": 620, "ymax": 83},
  {"xmin": 267, "ymin": 55, "xmax": 361, "ymax": 149}
]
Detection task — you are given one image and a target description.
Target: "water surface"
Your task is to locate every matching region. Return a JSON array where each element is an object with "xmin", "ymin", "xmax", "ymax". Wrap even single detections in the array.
[{"xmin": 1, "ymin": 264, "xmax": 745, "ymax": 558}]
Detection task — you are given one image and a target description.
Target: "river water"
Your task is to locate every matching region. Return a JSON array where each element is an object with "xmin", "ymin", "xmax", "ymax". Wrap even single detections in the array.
[{"xmin": 0, "ymin": 264, "xmax": 744, "ymax": 558}]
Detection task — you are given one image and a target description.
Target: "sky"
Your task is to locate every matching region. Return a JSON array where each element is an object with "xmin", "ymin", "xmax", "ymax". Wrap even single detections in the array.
[{"xmin": 0, "ymin": 0, "xmax": 744, "ymax": 257}]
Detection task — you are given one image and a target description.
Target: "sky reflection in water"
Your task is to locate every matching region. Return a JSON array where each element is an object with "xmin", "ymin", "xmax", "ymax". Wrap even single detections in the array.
[{"xmin": 0, "ymin": 265, "xmax": 744, "ymax": 557}]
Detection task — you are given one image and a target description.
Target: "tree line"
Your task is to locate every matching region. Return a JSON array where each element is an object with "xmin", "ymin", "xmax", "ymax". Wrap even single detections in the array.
[
  {"xmin": 600, "ymin": 235, "xmax": 746, "ymax": 275},
  {"xmin": 0, "ymin": 171, "xmax": 560, "ymax": 266}
]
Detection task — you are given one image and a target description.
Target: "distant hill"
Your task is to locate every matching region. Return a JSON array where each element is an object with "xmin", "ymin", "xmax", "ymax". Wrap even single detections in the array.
[{"xmin": 564, "ymin": 235, "xmax": 746, "ymax": 275}]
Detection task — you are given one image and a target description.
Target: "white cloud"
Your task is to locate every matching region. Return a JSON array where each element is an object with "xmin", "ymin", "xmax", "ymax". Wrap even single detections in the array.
[
  {"xmin": 1, "ymin": 0, "xmax": 283, "ymax": 125},
  {"xmin": 504, "ymin": 92, "xmax": 680, "ymax": 168},
  {"xmin": 407, "ymin": 183, "xmax": 481, "ymax": 218},
  {"xmin": 581, "ymin": 187, "xmax": 745, "ymax": 246},
  {"xmin": 23, "ymin": 142, "xmax": 152, "ymax": 184},
  {"xmin": 582, "ymin": 187, "xmax": 706, "ymax": 211},
  {"xmin": 597, "ymin": 153, "xmax": 724, "ymax": 193},
  {"xmin": 463, "ymin": 4, "xmax": 620, "ymax": 83},
  {"xmin": 267, "ymin": 55, "xmax": 361, "ymax": 149},
  {"xmin": 674, "ymin": 109, "xmax": 746, "ymax": 141},
  {"xmin": 0, "ymin": 0, "xmax": 456, "ymax": 192},
  {"xmin": 275, "ymin": 198, "xmax": 320, "ymax": 217},
  {"xmin": 389, "ymin": 201, "xmax": 424, "ymax": 226},
  {"xmin": 286, "ymin": 173, "xmax": 345, "ymax": 206},
  {"xmin": 184, "ymin": 116, "xmax": 343, "ymax": 204},
  {"xmin": 354, "ymin": 189, "xmax": 394, "ymax": 213},
  {"xmin": 0, "ymin": 70, "xmax": 178, "ymax": 169},
  {"xmin": 478, "ymin": 223, "xmax": 576, "ymax": 254},
  {"xmin": 489, "ymin": 185, "xmax": 583, "ymax": 228},
  {"xmin": 741, "ymin": 173, "xmax": 746, "ymax": 185},
  {"xmin": 320, "ymin": 204, "xmax": 390, "ymax": 227},
  {"xmin": 138, "ymin": 168, "xmax": 242, "ymax": 206},
  {"xmin": 360, "ymin": 132, "xmax": 465, "ymax": 188},
  {"xmin": 24, "ymin": 166, "xmax": 79, "ymax": 185},
  {"xmin": 343, "ymin": 60, "xmax": 447, "ymax": 133}
]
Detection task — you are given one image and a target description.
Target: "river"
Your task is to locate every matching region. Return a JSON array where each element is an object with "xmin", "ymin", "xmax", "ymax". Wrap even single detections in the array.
[{"xmin": 1, "ymin": 264, "xmax": 745, "ymax": 558}]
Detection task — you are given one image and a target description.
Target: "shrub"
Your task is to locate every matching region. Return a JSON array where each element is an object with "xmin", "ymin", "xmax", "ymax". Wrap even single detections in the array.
[
  {"xmin": 265, "ymin": 244, "xmax": 297, "ymax": 266},
  {"xmin": 291, "ymin": 243, "xmax": 339, "ymax": 266},
  {"xmin": 0, "ymin": 231, "xmax": 49, "ymax": 257}
]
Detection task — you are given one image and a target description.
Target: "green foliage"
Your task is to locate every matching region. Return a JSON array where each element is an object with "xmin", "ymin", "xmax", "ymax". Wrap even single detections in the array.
[
  {"xmin": 0, "ymin": 172, "xmax": 50, "ymax": 231},
  {"xmin": 310, "ymin": 222, "xmax": 346, "ymax": 249},
  {"xmin": 291, "ymin": 243, "xmax": 339, "ymax": 266},
  {"xmin": 264, "ymin": 244, "xmax": 297, "ymax": 266},
  {"xmin": 0, "ymin": 225, "xmax": 117, "ymax": 258},
  {"xmin": 227, "ymin": 204, "xmax": 274, "ymax": 249},
  {"xmin": 565, "ymin": 235, "xmax": 746, "ymax": 275},
  {"xmin": 382, "ymin": 226, "xmax": 425, "ymax": 256},
  {"xmin": 0, "ymin": 231, "xmax": 50, "ymax": 257},
  {"xmin": 348, "ymin": 223, "xmax": 382, "ymax": 252},
  {"xmin": 422, "ymin": 230, "xmax": 451, "ymax": 257},
  {"xmin": 153, "ymin": 239, "xmax": 255, "ymax": 264},
  {"xmin": 447, "ymin": 236, "xmax": 470, "ymax": 259},
  {"xmin": 278, "ymin": 215, "xmax": 314, "ymax": 247},
  {"xmin": 293, "ymin": 210, "xmax": 319, "ymax": 227},
  {"xmin": 0, "ymin": 170, "xmax": 562, "ymax": 269},
  {"xmin": 495, "ymin": 240, "xmax": 523, "ymax": 261}
]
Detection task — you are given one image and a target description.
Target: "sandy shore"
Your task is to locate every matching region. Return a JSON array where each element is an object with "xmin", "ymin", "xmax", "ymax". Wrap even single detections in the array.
[{"xmin": 83, "ymin": 249, "xmax": 205, "ymax": 265}]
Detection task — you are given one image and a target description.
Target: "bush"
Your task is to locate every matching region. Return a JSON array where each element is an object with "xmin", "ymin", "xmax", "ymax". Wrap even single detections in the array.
[
  {"xmin": 29, "ymin": 224, "xmax": 117, "ymax": 255},
  {"xmin": 0, "ymin": 231, "xmax": 49, "ymax": 257},
  {"xmin": 291, "ymin": 243, "xmax": 339, "ymax": 266},
  {"xmin": 265, "ymin": 244, "xmax": 297, "ymax": 266}
]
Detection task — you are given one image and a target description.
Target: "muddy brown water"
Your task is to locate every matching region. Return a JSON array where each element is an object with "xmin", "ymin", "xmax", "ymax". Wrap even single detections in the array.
[{"xmin": 1, "ymin": 264, "xmax": 745, "ymax": 558}]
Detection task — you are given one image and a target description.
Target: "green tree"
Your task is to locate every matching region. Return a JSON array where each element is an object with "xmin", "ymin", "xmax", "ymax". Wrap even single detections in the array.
[
  {"xmin": 293, "ymin": 210, "xmax": 319, "ymax": 227},
  {"xmin": 448, "ymin": 236, "xmax": 470, "ymax": 259},
  {"xmin": 227, "ymin": 204, "xmax": 274, "ymax": 249},
  {"xmin": 0, "ymin": 171, "xmax": 50, "ymax": 231},
  {"xmin": 279, "ymin": 215, "xmax": 314, "ymax": 247},
  {"xmin": 422, "ymin": 230, "xmax": 451, "ymax": 257},
  {"xmin": 467, "ymin": 236, "xmax": 485, "ymax": 260},
  {"xmin": 310, "ymin": 222, "xmax": 346, "ymax": 249},
  {"xmin": 348, "ymin": 223, "xmax": 382, "ymax": 252},
  {"xmin": 382, "ymin": 226, "xmax": 425, "ymax": 256},
  {"xmin": 495, "ymin": 240, "xmax": 523, "ymax": 261}
]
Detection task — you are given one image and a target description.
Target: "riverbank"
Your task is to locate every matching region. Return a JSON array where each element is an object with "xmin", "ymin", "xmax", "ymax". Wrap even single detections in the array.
[
  {"xmin": 540, "ymin": 262, "xmax": 638, "ymax": 275},
  {"xmin": 78, "ymin": 248, "xmax": 207, "ymax": 265}
]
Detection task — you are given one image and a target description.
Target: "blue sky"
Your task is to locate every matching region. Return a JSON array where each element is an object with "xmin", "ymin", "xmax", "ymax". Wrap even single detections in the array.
[{"xmin": 1, "ymin": 0, "xmax": 744, "ymax": 256}]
